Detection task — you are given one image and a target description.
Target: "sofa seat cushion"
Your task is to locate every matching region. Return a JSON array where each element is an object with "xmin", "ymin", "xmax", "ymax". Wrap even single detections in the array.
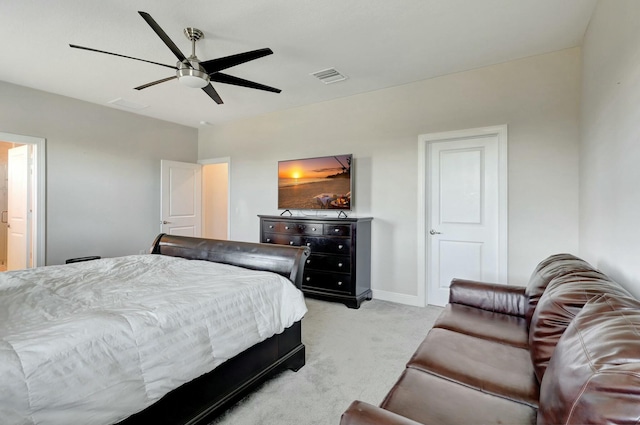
[
  {"xmin": 434, "ymin": 303, "xmax": 529, "ymax": 348},
  {"xmin": 529, "ymin": 270, "xmax": 631, "ymax": 382},
  {"xmin": 538, "ymin": 294, "xmax": 640, "ymax": 425},
  {"xmin": 341, "ymin": 401, "xmax": 424, "ymax": 425},
  {"xmin": 380, "ymin": 368, "xmax": 537, "ymax": 425},
  {"xmin": 407, "ymin": 328, "xmax": 539, "ymax": 407}
]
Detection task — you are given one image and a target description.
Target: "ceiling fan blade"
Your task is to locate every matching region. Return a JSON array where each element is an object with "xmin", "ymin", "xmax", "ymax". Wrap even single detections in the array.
[
  {"xmin": 200, "ymin": 48, "xmax": 274, "ymax": 74},
  {"xmin": 211, "ymin": 73, "xmax": 281, "ymax": 93},
  {"xmin": 202, "ymin": 84, "xmax": 223, "ymax": 104},
  {"xmin": 134, "ymin": 75, "xmax": 177, "ymax": 90},
  {"xmin": 69, "ymin": 44, "xmax": 177, "ymax": 70},
  {"xmin": 138, "ymin": 11, "xmax": 189, "ymax": 65}
]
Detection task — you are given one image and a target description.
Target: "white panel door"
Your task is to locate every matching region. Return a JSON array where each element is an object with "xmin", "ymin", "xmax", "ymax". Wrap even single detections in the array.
[
  {"xmin": 160, "ymin": 160, "xmax": 202, "ymax": 237},
  {"xmin": 428, "ymin": 131, "xmax": 506, "ymax": 306},
  {"xmin": 7, "ymin": 145, "xmax": 30, "ymax": 271}
]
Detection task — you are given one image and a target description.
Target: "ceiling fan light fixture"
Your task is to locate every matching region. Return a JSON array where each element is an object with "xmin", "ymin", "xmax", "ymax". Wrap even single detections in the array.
[
  {"xmin": 177, "ymin": 63, "xmax": 210, "ymax": 88},
  {"xmin": 179, "ymin": 74, "xmax": 209, "ymax": 88}
]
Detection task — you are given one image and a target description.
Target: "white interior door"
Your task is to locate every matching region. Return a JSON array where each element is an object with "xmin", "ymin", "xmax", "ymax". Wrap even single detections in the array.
[
  {"xmin": 160, "ymin": 160, "xmax": 202, "ymax": 237},
  {"xmin": 7, "ymin": 145, "xmax": 31, "ymax": 271},
  {"xmin": 426, "ymin": 127, "xmax": 507, "ymax": 306}
]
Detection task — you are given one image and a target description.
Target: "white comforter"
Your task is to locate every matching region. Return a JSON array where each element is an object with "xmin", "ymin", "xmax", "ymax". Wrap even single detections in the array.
[{"xmin": 0, "ymin": 255, "xmax": 307, "ymax": 425}]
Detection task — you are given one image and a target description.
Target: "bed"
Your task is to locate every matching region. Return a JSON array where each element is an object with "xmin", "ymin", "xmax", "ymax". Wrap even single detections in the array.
[{"xmin": 0, "ymin": 234, "xmax": 310, "ymax": 425}]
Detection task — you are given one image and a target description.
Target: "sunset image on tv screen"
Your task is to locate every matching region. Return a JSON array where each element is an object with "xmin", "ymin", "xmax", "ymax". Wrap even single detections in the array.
[{"xmin": 278, "ymin": 154, "xmax": 351, "ymax": 210}]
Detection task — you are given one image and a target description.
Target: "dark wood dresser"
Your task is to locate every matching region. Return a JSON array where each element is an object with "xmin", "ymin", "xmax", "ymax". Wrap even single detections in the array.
[{"xmin": 259, "ymin": 215, "xmax": 372, "ymax": 308}]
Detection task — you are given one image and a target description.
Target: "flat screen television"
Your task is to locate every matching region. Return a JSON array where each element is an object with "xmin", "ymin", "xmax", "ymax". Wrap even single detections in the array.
[{"xmin": 278, "ymin": 154, "xmax": 352, "ymax": 210}]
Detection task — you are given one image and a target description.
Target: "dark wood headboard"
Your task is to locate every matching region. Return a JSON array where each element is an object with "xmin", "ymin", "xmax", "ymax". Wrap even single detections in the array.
[{"xmin": 150, "ymin": 234, "xmax": 310, "ymax": 289}]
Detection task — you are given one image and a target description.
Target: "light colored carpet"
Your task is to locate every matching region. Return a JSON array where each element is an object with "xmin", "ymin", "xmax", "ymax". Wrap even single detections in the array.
[{"xmin": 209, "ymin": 298, "xmax": 443, "ymax": 425}]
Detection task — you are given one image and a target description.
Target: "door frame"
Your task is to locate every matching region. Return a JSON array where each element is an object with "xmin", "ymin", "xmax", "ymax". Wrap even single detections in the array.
[
  {"xmin": 0, "ymin": 132, "xmax": 46, "ymax": 267},
  {"xmin": 199, "ymin": 157, "xmax": 231, "ymax": 240},
  {"xmin": 417, "ymin": 125, "xmax": 508, "ymax": 306}
]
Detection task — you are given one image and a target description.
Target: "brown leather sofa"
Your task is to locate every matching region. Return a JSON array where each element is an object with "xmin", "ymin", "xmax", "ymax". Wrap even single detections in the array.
[{"xmin": 340, "ymin": 254, "xmax": 640, "ymax": 425}]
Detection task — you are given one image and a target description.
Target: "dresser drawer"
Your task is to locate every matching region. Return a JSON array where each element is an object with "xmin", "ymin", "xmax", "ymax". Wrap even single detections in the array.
[
  {"xmin": 302, "ymin": 271, "xmax": 352, "ymax": 294},
  {"xmin": 263, "ymin": 220, "xmax": 295, "ymax": 234},
  {"xmin": 324, "ymin": 224, "xmax": 351, "ymax": 236},
  {"xmin": 305, "ymin": 254, "xmax": 350, "ymax": 273},
  {"xmin": 262, "ymin": 233, "xmax": 302, "ymax": 246},
  {"xmin": 298, "ymin": 223, "xmax": 323, "ymax": 235},
  {"xmin": 302, "ymin": 237, "xmax": 351, "ymax": 254},
  {"xmin": 263, "ymin": 220, "xmax": 323, "ymax": 235}
]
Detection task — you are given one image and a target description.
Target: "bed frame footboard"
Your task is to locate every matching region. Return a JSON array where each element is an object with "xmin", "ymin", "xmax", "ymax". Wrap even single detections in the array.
[
  {"xmin": 118, "ymin": 234, "xmax": 310, "ymax": 425},
  {"xmin": 119, "ymin": 322, "xmax": 304, "ymax": 425}
]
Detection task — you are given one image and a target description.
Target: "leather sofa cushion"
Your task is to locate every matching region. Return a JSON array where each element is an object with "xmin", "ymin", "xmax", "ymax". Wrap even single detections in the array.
[
  {"xmin": 523, "ymin": 254, "xmax": 596, "ymax": 327},
  {"xmin": 529, "ymin": 271, "xmax": 631, "ymax": 382},
  {"xmin": 537, "ymin": 294, "xmax": 640, "ymax": 425},
  {"xmin": 380, "ymin": 368, "xmax": 537, "ymax": 425},
  {"xmin": 449, "ymin": 279, "xmax": 527, "ymax": 316},
  {"xmin": 407, "ymin": 328, "xmax": 539, "ymax": 407},
  {"xmin": 433, "ymin": 303, "xmax": 529, "ymax": 348},
  {"xmin": 341, "ymin": 401, "xmax": 424, "ymax": 425}
]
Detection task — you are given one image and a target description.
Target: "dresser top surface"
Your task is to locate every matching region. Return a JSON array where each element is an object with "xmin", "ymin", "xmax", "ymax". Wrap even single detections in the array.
[{"xmin": 258, "ymin": 214, "xmax": 372, "ymax": 223}]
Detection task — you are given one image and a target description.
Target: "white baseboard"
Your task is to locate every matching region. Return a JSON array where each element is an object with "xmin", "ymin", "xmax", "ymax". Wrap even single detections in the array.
[{"xmin": 371, "ymin": 289, "xmax": 425, "ymax": 307}]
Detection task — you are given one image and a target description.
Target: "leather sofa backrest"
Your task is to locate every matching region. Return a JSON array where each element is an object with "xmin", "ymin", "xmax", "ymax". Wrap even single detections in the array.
[
  {"xmin": 528, "ymin": 270, "xmax": 631, "ymax": 382},
  {"xmin": 537, "ymin": 294, "xmax": 640, "ymax": 425},
  {"xmin": 524, "ymin": 254, "xmax": 595, "ymax": 327}
]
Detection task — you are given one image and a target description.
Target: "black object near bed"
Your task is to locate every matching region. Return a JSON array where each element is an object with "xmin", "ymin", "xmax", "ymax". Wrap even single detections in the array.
[{"xmin": 117, "ymin": 234, "xmax": 310, "ymax": 425}]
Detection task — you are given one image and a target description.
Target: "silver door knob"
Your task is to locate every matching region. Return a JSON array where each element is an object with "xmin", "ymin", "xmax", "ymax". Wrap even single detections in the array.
[
  {"xmin": 429, "ymin": 229, "xmax": 442, "ymax": 235},
  {"xmin": 162, "ymin": 220, "xmax": 172, "ymax": 224}
]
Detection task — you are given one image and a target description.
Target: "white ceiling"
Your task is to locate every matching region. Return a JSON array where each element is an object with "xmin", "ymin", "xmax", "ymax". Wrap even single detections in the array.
[{"xmin": 0, "ymin": 0, "xmax": 597, "ymax": 128}]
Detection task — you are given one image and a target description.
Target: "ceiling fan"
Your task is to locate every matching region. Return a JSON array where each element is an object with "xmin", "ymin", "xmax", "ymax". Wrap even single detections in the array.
[{"xmin": 69, "ymin": 11, "xmax": 281, "ymax": 105}]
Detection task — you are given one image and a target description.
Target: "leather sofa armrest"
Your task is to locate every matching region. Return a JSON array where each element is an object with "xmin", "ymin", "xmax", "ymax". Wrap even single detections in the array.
[
  {"xmin": 449, "ymin": 278, "xmax": 527, "ymax": 317},
  {"xmin": 340, "ymin": 401, "xmax": 424, "ymax": 425}
]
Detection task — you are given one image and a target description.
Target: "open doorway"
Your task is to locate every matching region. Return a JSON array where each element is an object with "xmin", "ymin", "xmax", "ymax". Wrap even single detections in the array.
[
  {"xmin": 0, "ymin": 143, "xmax": 17, "ymax": 269},
  {"xmin": 0, "ymin": 132, "xmax": 46, "ymax": 270},
  {"xmin": 200, "ymin": 158, "xmax": 229, "ymax": 240}
]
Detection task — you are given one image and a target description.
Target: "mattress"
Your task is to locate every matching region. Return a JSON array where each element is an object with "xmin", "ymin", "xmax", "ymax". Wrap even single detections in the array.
[{"xmin": 0, "ymin": 254, "xmax": 307, "ymax": 425}]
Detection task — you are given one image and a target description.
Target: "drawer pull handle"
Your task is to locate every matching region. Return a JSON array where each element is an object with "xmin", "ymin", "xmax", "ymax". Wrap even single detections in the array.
[
  {"xmin": 334, "ymin": 228, "xmax": 340, "ymax": 232},
  {"xmin": 306, "ymin": 260, "xmax": 311, "ymax": 264},
  {"xmin": 306, "ymin": 242, "xmax": 311, "ymax": 247},
  {"xmin": 289, "ymin": 241, "xmax": 294, "ymax": 245},
  {"xmin": 338, "ymin": 263, "xmax": 343, "ymax": 267},
  {"xmin": 338, "ymin": 244, "xmax": 343, "ymax": 249},
  {"xmin": 337, "ymin": 281, "xmax": 343, "ymax": 286},
  {"xmin": 312, "ymin": 227, "xmax": 317, "ymax": 231},
  {"xmin": 306, "ymin": 277, "xmax": 311, "ymax": 281},
  {"xmin": 266, "ymin": 238, "xmax": 271, "ymax": 242},
  {"xmin": 285, "ymin": 226, "xmax": 290, "ymax": 230},
  {"xmin": 269, "ymin": 225, "xmax": 274, "ymax": 229}
]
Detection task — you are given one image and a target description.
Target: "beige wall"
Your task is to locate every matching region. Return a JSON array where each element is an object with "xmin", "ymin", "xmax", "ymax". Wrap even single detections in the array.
[
  {"xmin": 0, "ymin": 81, "xmax": 198, "ymax": 265},
  {"xmin": 580, "ymin": 0, "xmax": 640, "ymax": 297},
  {"xmin": 199, "ymin": 48, "xmax": 582, "ymax": 304}
]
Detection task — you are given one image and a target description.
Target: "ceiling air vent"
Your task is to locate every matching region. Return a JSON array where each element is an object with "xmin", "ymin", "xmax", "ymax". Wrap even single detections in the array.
[
  {"xmin": 311, "ymin": 68, "xmax": 347, "ymax": 84},
  {"xmin": 108, "ymin": 98, "xmax": 149, "ymax": 110}
]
